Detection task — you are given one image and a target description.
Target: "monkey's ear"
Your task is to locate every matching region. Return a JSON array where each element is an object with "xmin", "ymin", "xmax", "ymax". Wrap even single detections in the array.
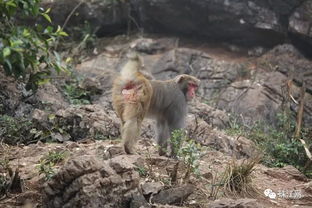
[{"xmin": 174, "ymin": 74, "xmax": 186, "ymax": 83}]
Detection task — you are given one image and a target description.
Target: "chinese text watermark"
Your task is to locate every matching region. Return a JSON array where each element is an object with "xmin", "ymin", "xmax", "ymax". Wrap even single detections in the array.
[{"xmin": 264, "ymin": 188, "xmax": 303, "ymax": 200}]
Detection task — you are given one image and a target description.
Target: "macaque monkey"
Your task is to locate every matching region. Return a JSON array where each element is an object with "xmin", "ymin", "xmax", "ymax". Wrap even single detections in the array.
[
  {"xmin": 147, "ymin": 74, "xmax": 200, "ymax": 156},
  {"xmin": 112, "ymin": 53, "xmax": 200, "ymax": 156},
  {"xmin": 112, "ymin": 53, "xmax": 153, "ymax": 154}
]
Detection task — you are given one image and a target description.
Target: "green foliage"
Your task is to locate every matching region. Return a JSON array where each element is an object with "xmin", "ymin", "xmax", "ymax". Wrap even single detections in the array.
[
  {"xmin": 0, "ymin": 114, "xmax": 76, "ymax": 145},
  {"xmin": 226, "ymin": 112, "xmax": 311, "ymax": 177},
  {"xmin": 225, "ymin": 116, "xmax": 244, "ymax": 136},
  {"xmin": 94, "ymin": 131, "xmax": 109, "ymax": 140},
  {"xmin": 135, "ymin": 166, "xmax": 148, "ymax": 177},
  {"xmin": 0, "ymin": 0, "xmax": 68, "ymax": 91},
  {"xmin": 0, "ymin": 114, "xmax": 44, "ymax": 145},
  {"xmin": 37, "ymin": 161, "xmax": 54, "ymax": 180},
  {"xmin": 179, "ymin": 140, "xmax": 202, "ymax": 177},
  {"xmin": 72, "ymin": 21, "xmax": 97, "ymax": 50},
  {"xmin": 37, "ymin": 150, "xmax": 68, "ymax": 180},
  {"xmin": 63, "ymin": 78, "xmax": 91, "ymax": 105},
  {"xmin": 170, "ymin": 129, "xmax": 202, "ymax": 178},
  {"xmin": 170, "ymin": 129, "xmax": 185, "ymax": 157}
]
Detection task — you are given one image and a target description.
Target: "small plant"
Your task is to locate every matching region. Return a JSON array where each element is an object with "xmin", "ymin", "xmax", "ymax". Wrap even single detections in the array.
[
  {"xmin": 62, "ymin": 78, "xmax": 91, "ymax": 105},
  {"xmin": 225, "ymin": 116, "xmax": 244, "ymax": 137},
  {"xmin": 179, "ymin": 140, "xmax": 202, "ymax": 180},
  {"xmin": 170, "ymin": 129, "xmax": 186, "ymax": 157},
  {"xmin": 71, "ymin": 21, "xmax": 97, "ymax": 50},
  {"xmin": 135, "ymin": 166, "xmax": 148, "ymax": 177},
  {"xmin": 221, "ymin": 158, "xmax": 260, "ymax": 197},
  {"xmin": 169, "ymin": 129, "xmax": 202, "ymax": 181},
  {"xmin": 37, "ymin": 162, "xmax": 55, "ymax": 181},
  {"xmin": 37, "ymin": 150, "xmax": 68, "ymax": 180}
]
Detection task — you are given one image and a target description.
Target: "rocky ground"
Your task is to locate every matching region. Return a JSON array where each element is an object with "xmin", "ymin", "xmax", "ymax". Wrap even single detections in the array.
[
  {"xmin": 1, "ymin": 1, "xmax": 312, "ymax": 207},
  {"xmin": 0, "ymin": 34, "xmax": 311, "ymax": 207},
  {"xmin": 0, "ymin": 137, "xmax": 311, "ymax": 207}
]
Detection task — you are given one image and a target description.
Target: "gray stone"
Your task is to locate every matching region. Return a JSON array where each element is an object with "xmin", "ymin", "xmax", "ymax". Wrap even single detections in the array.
[
  {"xmin": 207, "ymin": 198, "xmax": 263, "ymax": 208},
  {"xmin": 151, "ymin": 184, "xmax": 194, "ymax": 205},
  {"xmin": 141, "ymin": 182, "xmax": 163, "ymax": 195}
]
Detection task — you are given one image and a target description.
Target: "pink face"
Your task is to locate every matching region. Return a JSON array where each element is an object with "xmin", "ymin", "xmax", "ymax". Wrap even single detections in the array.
[{"xmin": 187, "ymin": 83, "xmax": 198, "ymax": 100}]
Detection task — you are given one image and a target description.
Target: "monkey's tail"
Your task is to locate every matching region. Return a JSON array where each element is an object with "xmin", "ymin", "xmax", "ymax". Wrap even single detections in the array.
[{"xmin": 120, "ymin": 59, "xmax": 140, "ymax": 82}]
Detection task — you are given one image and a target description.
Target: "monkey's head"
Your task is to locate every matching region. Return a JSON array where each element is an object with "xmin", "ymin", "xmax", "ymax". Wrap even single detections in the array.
[{"xmin": 174, "ymin": 74, "xmax": 200, "ymax": 101}]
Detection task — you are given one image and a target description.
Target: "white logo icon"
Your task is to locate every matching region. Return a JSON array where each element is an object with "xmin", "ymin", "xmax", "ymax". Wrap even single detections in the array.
[
  {"xmin": 264, "ymin": 189, "xmax": 276, "ymax": 199},
  {"xmin": 268, "ymin": 192, "xmax": 277, "ymax": 199},
  {"xmin": 264, "ymin": 189, "xmax": 273, "ymax": 197}
]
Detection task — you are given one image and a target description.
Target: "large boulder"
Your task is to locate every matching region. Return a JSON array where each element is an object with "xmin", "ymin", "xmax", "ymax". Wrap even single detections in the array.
[
  {"xmin": 260, "ymin": 44, "xmax": 312, "ymax": 126},
  {"xmin": 217, "ymin": 79, "xmax": 282, "ymax": 126},
  {"xmin": 0, "ymin": 71, "xmax": 68, "ymax": 117},
  {"xmin": 54, "ymin": 104, "xmax": 120, "ymax": 141},
  {"xmin": 43, "ymin": 155, "xmax": 144, "ymax": 208},
  {"xmin": 187, "ymin": 117, "xmax": 257, "ymax": 158}
]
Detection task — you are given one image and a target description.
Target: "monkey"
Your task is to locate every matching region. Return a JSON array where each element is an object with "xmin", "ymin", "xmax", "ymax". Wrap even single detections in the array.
[
  {"xmin": 112, "ymin": 53, "xmax": 200, "ymax": 156},
  {"xmin": 147, "ymin": 74, "xmax": 200, "ymax": 156},
  {"xmin": 112, "ymin": 52, "xmax": 153, "ymax": 154}
]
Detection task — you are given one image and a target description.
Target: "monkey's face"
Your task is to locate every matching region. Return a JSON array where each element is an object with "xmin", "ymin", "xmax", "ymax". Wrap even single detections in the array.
[
  {"xmin": 175, "ymin": 74, "xmax": 200, "ymax": 101},
  {"xmin": 186, "ymin": 82, "xmax": 198, "ymax": 101}
]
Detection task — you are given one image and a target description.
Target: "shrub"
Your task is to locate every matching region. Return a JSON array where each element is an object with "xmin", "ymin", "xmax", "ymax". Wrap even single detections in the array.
[
  {"xmin": 170, "ymin": 129, "xmax": 202, "ymax": 180},
  {"xmin": 226, "ymin": 112, "xmax": 311, "ymax": 177},
  {"xmin": 0, "ymin": 0, "xmax": 68, "ymax": 91},
  {"xmin": 221, "ymin": 158, "xmax": 260, "ymax": 197},
  {"xmin": 37, "ymin": 150, "xmax": 68, "ymax": 180},
  {"xmin": 0, "ymin": 115, "xmax": 42, "ymax": 145}
]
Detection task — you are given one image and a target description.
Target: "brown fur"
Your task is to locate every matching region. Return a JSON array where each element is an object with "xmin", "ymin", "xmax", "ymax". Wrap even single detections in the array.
[
  {"xmin": 112, "ymin": 54, "xmax": 200, "ymax": 155},
  {"xmin": 112, "ymin": 54, "xmax": 152, "ymax": 154}
]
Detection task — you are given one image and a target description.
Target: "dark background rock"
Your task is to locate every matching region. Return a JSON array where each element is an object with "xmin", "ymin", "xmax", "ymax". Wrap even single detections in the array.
[
  {"xmin": 133, "ymin": 0, "xmax": 286, "ymax": 47},
  {"xmin": 37, "ymin": 0, "xmax": 312, "ymax": 56},
  {"xmin": 41, "ymin": 0, "xmax": 130, "ymax": 37},
  {"xmin": 288, "ymin": 1, "xmax": 312, "ymax": 57}
]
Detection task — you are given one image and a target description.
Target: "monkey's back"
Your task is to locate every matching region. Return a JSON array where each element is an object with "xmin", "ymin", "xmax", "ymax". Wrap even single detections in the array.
[{"xmin": 148, "ymin": 80, "xmax": 187, "ymax": 122}]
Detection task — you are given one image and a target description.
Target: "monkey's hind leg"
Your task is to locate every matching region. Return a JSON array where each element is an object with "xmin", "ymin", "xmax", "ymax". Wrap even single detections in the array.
[
  {"xmin": 156, "ymin": 120, "xmax": 170, "ymax": 156},
  {"xmin": 121, "ymin": 102, "xmax": 143, "ymax": 154},
  {"xmin": 121, "ymin": 118, "xmax": 140, "ymax": 154}
]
